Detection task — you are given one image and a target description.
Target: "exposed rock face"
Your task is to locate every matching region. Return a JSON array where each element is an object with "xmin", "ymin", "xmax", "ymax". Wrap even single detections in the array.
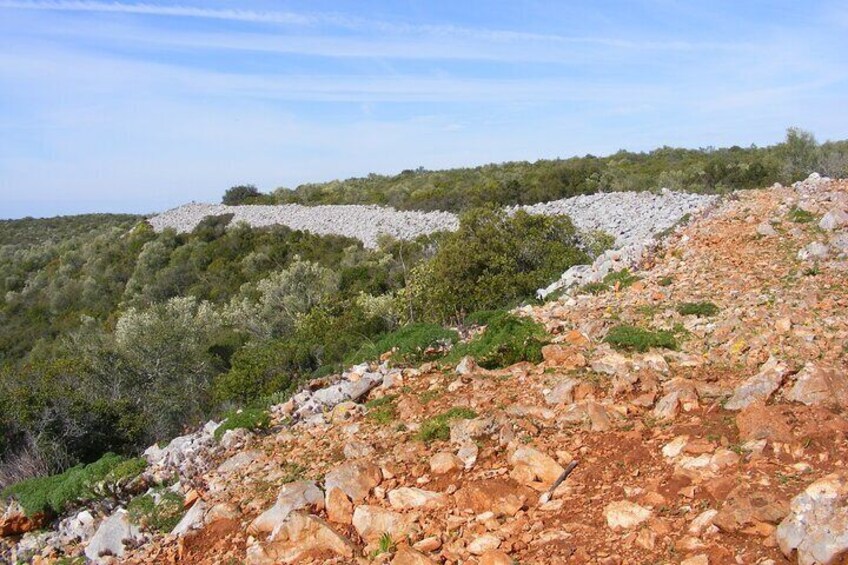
[
  {"xmin": 776, "ymin": 473, "xmax": 848, "ymax": 565},
  {"xmin": 84, "ymin": 509, "xmax": 141, "ymax": 563}
]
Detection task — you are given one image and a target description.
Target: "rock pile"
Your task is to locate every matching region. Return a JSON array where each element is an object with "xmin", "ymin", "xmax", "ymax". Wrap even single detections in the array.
[{"xmin": 148, "ymin": 189, "xmax": 716, "ymax": 252}]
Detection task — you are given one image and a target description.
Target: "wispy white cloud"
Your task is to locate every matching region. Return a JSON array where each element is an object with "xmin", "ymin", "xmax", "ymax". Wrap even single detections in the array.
[
  {"xmin": 0, "ymin": 0, "xmax": 315, "ymax": 25},
  {"xmin": 0, "ymin": 0, "xmax": 747, "ymax": 53}
]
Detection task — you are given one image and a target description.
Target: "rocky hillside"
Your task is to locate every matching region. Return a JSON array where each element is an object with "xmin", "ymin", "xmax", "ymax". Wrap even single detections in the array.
[{"xmin": 3, "ymin": 174, "xmax": 848, "ymax": 564}]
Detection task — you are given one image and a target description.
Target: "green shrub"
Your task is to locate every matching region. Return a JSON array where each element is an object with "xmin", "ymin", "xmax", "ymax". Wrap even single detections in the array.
[
  {"xmin": 105, "ymin": 457, "xmax": 148, "ymax": 484},
  {"xmin": 213, "ymin": 341, "xmax": 304, "ymax": 406},
  {"xmin": 127, "ymin": 489, "xmax": 185, "ymax": 532},
  {"xmin": 214, "ymin": 408, "xmax": 271, "ymax": 441},
  {"xmin": 2, "ymin": 453, "xmax": 133, "ymax": 515},
  {"xmin": 416, "ymin": 407, "xmax": 478, "ymax": 443},
  {"xmin": 603, "ymin": 268, "xmax": 640, "ymax": 289},
  {"xmin": 404, "ymin": 208, "xmax": 587, "ymax": 323},
  {"xmin": 347, "ymin": 324, "xmax": 458, "ymax": 365},
  {"xmin": 604, "ymin": 325, "xmax": 678, "ymax": 353},
  {"xmin": 788, "ymin": 207, "xmax": 815, "ymax": 223},
  {"xmin": 582, "ymin": 230, "xmax": 616, "ymax": 258},
  {"xmin": 677, "ymin": 301, "xmax": 719, "ymax": 317},
  {"xmin": 449, "ymin": 311, "xmax": 548, "ymax": 369}
]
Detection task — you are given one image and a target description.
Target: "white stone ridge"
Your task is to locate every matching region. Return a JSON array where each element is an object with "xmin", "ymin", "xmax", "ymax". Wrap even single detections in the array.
[{"xmin": 148, "ymin": 190, "xmax": 717, "ymax": 252}]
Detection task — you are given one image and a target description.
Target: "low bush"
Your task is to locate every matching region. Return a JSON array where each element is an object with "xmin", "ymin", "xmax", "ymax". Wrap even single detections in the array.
[
  {"xmin": 604, "ymin": 325, "xmax": 678, "ymax": 353},
  {"xmin": 580, "ymin": 282, "xmax": 609, "ymax": 295},
  {"xmin": 214, "ymin": 408, "xmax": 271, "ymax": 441},
  {"xmin": 127, "ymin": 489, "xmax": 185, "ymax": 532},
  {"xmin": 404, "ymin": 208, "xmax": 587, "ymax": 323},
  {"xmin": 677, "ymin": 301, "xmax": 720, "ymax": 317},
  {"xmin": 2, "ymin": 453, "xmax": 140, "ymax": 515},
  {"xmin": 347, "ymin": 324, "xmax": 458, "ymax": 365},
  {"xmin": 416, "ymin": 407, "xmax": 478, "ymax": 443},
  {"xmin": 449, "ymin": 311, "xmax": 548, "ymax": 369}
]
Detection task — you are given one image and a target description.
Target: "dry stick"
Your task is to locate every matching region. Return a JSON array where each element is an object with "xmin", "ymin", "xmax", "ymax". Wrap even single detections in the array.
[{"xmin": 539, "ymin": 460, "xmax": 579, "ymax": 505}]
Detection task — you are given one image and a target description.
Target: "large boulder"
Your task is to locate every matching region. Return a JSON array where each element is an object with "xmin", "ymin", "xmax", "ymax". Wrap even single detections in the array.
[
  {"xmin": 248, "ymin": 481, "xmax": 324, "ymax": 535},
  {"xmin": 352, "ymin": 505, "xmax": 412, "ymax": 543},
  {"xmin": 509, "ymin": 446, "xmax": 564, "ymax": 487},
  {"xmin": 84, "ymin": 509, "xmax": 141, "ymax": 563},
  {"xmin": 786, "ymin": 364, "xmax": 848, "ymax": 409},
  {"xmin": 604, "ymin": 501, "xmax": 652, "ymax": 531},
  {"xmin": 246, "ymin": 512, "xmax": 354, "ymax": 564},
  {"xmin": 724, "ymin": 357, "xmax": 789, "ymax": 410},
  {"xmin": 323, "ymin": 460, "xmax": 382, "ymax": 502},
  {"xmin": 777, "ymin": 473, "xmax": 848, "ymax": 565}
]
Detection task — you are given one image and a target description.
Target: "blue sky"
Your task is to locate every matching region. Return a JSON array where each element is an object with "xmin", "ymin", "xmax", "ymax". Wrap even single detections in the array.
[{"xmin": 1, "ymin": 1, "xmax": 846, "ymax": 218}]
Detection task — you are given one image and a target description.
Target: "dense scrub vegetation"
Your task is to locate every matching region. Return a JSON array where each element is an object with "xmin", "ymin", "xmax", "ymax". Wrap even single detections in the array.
[
  {"xmin": 265, "ymin": 129, "xmax": 848, "ymax": 212},
  {"xmin": 0, "ymin": 203, "xmax": 578, "ymax": 487},
  {"xmin": 1, "ymin": 128, "xmax": 844, "ymax": 492}
]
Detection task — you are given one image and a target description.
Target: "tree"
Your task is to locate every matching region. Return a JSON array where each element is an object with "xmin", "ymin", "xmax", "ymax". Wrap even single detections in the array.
[
  {"xmin": 779, "ymin": 127, "xmax": 820, "ymax": 181},
  {"xmin": 222, "ymin": 184, "xmax": 262, "ymax": 205}
]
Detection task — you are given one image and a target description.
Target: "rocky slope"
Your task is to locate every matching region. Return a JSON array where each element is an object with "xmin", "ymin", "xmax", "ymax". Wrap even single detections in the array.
[{"xmin": 3, "ymin": 175, "xmax": 848, "ymax": 564}]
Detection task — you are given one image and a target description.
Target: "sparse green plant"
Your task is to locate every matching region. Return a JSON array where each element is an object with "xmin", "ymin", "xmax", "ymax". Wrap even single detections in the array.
[
  {"xmin": 580, "ymin": 281, "xmax": 609, "ymax": 295},
  {"xmin": 365, "ymin": 395, "xmax": 397, "ymax": 425},
  {"xmin": 347, "ymin": 324, "xmax": 458, "ymax": 365},
  {"xmin": 370, "ymin": 531, "xmax": 396, "ymax": 557},
  {"xmin": 416, "ymin": 407, "xmax": 478, "ymax": 443},
  {"xmin": 604, "ymin": 325, "xmax": 677, "ymax": 353},
  {"xmin": 214, "ymin": 408, "xmax": 271, "ymax": 441},
  {"xmin": 676, "ymin": 301, "xmax": 720, "ymax": 317},
  {"xmin": 658, "ymin": 276, "xmax": 673, "ymax": 287},
  {"xmin": 127, "ymin": 489, "xmax": 185, "ymax": 532},
  {"xmin": 603, "ymin": 268, "xmax": 640, "ymax": 289},
  {"xmin": 788, "ymin": 207, "xmax": 815, "ymax": 223}
]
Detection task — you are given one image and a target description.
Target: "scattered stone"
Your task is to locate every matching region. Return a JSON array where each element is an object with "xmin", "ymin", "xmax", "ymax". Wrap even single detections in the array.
[
  {"xmin": 819, "ymin": 208, "xmax": 848, "ymax": 231},
  {"xmin": 468, "ymin": 534, "xmax": 501, "ymax": 555},
  {"xmin": 604, "ymin": 501, "xmax": 652, "ymax": 530},
  {"xmin": 430, "ymin": 452, "xmax": 463, "ymax": 475},
  {"xmin": 392, "ymin": 547, "xmax": 437, "ymax": 565},
  {"xmin": 786, "ymin": 363, "xmax": 848, "ymax": 408},
  {"xmin": 388, "ymin": 487, "xmax": 447, "ymax": 510},
  {"xmin": 509, "ymin": 446, "xmax": 565, "ymax": 486}
]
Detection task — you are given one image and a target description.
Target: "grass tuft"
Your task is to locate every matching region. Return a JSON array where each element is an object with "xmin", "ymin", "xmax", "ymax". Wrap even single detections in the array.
[
  {"xmin": 676, "ymin": 301, "xmax": 720, "ymax": 317},
  {"xmin": 604, "ymin": 325, "xmax": 678, "ymax": 353},
  {"xmin": 127, "ymin": 489, "xmax": 185, "ymax": 532},
  {"xmin": 416, "ymin": 407, "xmax": 478, "ymax": 443},
  {"xmin": 788, "ymin": 207, "xmax": 816, "ymax": 223}
]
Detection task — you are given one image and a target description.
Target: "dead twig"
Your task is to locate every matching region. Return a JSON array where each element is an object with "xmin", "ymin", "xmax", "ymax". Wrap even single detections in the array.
[{"xmin": 539, "ymin": 460, "xmax": 578, "ymax": 505}]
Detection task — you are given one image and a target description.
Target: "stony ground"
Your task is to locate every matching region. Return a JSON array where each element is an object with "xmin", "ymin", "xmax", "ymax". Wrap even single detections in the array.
[{"xmin": 4, "ymin": 177, "xmax": 848, "ymax": 564}]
